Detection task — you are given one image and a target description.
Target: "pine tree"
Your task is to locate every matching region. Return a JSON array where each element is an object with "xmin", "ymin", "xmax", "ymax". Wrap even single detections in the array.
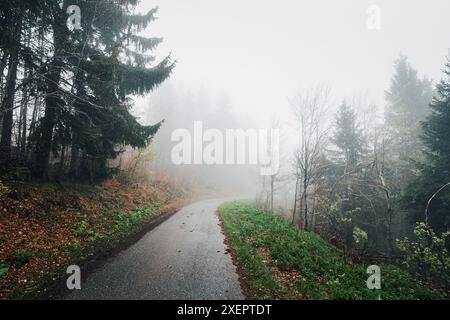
[
  {"xmin": 0, "ymin": 1, "xmax": 173, "ymax": 180},
  {"xmin": 0, "ymin": 0, "xmax": 51, "ymax": 163},
  {"xmin": 404, "ymin": 57, "xmax": 450, "ymax": 234},
  {"xmin": 325, "ymin": 101, "xmax": 365, "ymax": 246},
  {"xmin": 331, "ymin": 101, "xmax": 364, "ymax": 170},
  {"xmin": 32, "ymin": 1, "xmax": 174, "ymax": 180},
  {"xmin": 385, "ymin": 55, "xmax": 433, "ymax": 161},
  {"xmin": 422, "ymin": 60, "xmax": 450, "ymax": 174},
  {"xmin": 0, "ymin": 0, "xmax": 24, "ymax": 161}
]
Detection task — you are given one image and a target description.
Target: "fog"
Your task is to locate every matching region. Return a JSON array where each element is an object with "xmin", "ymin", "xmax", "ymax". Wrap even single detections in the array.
[
  {"xmin": 130, "ymin": 0, "xmax": 450, "ymax": 203},
  {"xmin": 135, "ymin": 0, "xmax": 450, "ymax": 117},
  {"xmin": 2, "ymin": 0, "xmax": 449, "ymax": 300}
]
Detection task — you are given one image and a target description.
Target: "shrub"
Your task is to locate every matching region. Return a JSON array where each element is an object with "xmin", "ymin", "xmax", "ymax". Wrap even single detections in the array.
[
  {"xmin": 353, "ymin": 227, "xmax": 368, "ymax": 252},
  {"xmin": 397, "ymin": 223, "xmax": 450, "ymax": 290},
  {"xmin": 0, "ymin": 180, "xmax": 10, "ymax": 197},
  {"xmin": 73, "ymin": 220, "xmax": 94, "ymax": 237}
]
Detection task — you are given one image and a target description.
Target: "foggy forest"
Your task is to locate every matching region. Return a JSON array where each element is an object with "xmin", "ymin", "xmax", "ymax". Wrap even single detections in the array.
[{"xmin": 0, "ymin": 0, "xmax": 449, "ymax": 303}]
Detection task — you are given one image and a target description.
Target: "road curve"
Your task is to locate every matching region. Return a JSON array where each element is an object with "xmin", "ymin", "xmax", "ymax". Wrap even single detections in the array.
[{"xmin": 66, "ymin": 199, "xmax": 244, "ymax": 300}]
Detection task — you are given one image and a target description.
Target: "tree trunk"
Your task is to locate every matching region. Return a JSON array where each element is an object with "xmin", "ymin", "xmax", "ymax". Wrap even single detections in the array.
[
  {"xmin": 18, "ymin": 30, "xmax": 32, "ymax": 160},
  {"xmin": 56, "ymin": 144, "xmax": 66, "ymax": 182},
  {"xmin": 34, "ymin": 15, "xmax": 67, "ymax": 179},
  {"xmin": 18, "ymin": 73, "xmax": 30, "ymax": 160},
  {"xmin": 27, "ymin": 91, "xmax": 40, "ymax": 159},
  {"xmin": 69, "ymin": 142, "xmax": 80, "ymax": 179},
  {"xmin": 303, "ymin": 167, "xmax": 309, "ymax": 231},
  {"xmin": 0, "ymin": 51, "xmax": 9, "ymax": 102},
  {"xmin": 270, "ymin": 175, "xmax": 274, "ymax": 213},
  {"xmin": 0, "ymin": 18, "xmax": 22, "ymax": 163},
  {"xmin": 291, "ymin": 175, "xmax": 299, "ymax": 224},
  {"xmin": 34, "ymin": 60, "xmax": 62, "ymax": 178}
]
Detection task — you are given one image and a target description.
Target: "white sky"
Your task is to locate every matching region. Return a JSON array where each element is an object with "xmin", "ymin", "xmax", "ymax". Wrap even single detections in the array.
[{"xmin": 135, "ymin": 0, "xmax": 450, "ymax": 125}]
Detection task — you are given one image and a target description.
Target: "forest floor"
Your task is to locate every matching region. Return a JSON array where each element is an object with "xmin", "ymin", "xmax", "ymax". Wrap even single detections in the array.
[
  {"xmin": 219, "ymin": 201, "xmax": 448, "ymax": 300},
  {"xmin": 0, "ymin": 176, "xmax": 190, "ymax": 299}
]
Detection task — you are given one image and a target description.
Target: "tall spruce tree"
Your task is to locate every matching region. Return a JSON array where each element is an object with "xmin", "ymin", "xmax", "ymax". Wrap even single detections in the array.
[
  {"xmin": 404, "ymin": 57, "xmax": 450, "ymax": 234},
  {"xmin": 331, "ymin": 101, "xmax": 364, "ymax": 170},
  {"xmin": 385, "ymin": 55, "xmax": 433, "ymax": 161},
  {"xmin": 31, "ymin": 1, "xmax": 174, "ymax": 180},
  {"xmin": 325, "ymin": 101, "xmax": 365, "ymax": 246},
  {"xmin": 0, "ymin": 0, "xmax": 26, "ymax": 162},
  {"xmin": 0, "ymin": 0, "xmax": 51, "ymax": 163}
]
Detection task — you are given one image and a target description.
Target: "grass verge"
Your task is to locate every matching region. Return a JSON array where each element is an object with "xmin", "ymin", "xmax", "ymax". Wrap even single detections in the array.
[{"xmin": 219, "ymin": 201, "xmax": 447, "ymax": 300}]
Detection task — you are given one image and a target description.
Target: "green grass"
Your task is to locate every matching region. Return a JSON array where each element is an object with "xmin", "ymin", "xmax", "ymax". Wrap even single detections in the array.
[
  {"xmin": 67, "ymin": 205, "xmax": 159, "ymax": 257},
  {"xmin": 219, "ymin": 201, "xmax": 447, "ymax": 300},
  {"xmin": 109, "ymin": 206, "xmax": 156, "ymax": 236}
]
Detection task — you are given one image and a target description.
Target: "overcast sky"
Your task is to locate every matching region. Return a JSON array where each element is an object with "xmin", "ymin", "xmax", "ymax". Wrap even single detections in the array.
[{"xmin": 135, "ymin": 0, "xmax": 450, "ymax": 125}]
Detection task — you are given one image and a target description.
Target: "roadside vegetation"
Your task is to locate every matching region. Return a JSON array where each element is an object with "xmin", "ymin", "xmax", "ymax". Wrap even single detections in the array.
[
  {"xmin": 219, "ymin": 201, "xmax": 448, "ymax": 300},
  {"xmin": 0, "ymin": 176, "xmax": 188, "ymax": 299},
  {"xmin": 0, "ymin": 1, "xmax": 184, "ymax": 300},
  {"xmin": 257, "ymin": 56, "xmax": 450, "ymax": 296}
]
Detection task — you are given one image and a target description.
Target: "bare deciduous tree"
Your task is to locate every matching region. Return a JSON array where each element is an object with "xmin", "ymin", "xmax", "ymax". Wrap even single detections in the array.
[{"xmin": 291, "ymin": 86, "xmax": 331, "ymax": 230}]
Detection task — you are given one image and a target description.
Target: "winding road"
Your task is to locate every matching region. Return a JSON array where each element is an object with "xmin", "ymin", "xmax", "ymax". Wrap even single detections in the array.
[{"xmin": 66, "ymin": 199, "xmax": 244, "ymax": 300}]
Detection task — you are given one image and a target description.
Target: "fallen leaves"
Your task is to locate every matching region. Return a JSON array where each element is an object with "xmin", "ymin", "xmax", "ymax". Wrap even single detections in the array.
[
  {"xmin": 0, "ymin": 176, "xmax": 187, "ymax": 299},
  {"xmin": 256, "ymin": 247, "xmax": 303, "ymax": 299}
]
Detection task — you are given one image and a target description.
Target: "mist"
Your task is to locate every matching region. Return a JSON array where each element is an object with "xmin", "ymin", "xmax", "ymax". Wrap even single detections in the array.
[
  {"xmin": 1, "ymin": 0, "xmax": 449, "ymax": 302},
  {"xmin": 131, "ymin": 0, "xmax": 450, "ymax": 204},
  {"xmin": 135, "ymin": 0, "xmax": 450, "ymax": 118}
]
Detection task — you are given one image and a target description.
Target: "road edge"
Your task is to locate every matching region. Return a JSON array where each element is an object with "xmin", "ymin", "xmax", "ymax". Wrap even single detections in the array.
[
  {"xmin": 36, "ymin": 204, "xmax": 186, "ymax": 300},
  {"xmin": 216, "ymin": 207, "xmax": 251, "ymax": 300}
]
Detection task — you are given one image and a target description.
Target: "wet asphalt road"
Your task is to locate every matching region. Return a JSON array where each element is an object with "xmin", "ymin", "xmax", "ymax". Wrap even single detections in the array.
[{"xmin": 66, "ymin": 199, "xmax": 244, "ymax": 300}]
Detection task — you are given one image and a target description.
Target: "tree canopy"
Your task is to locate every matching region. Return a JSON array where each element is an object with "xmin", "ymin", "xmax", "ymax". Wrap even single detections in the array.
[{"xmin": 0, "ymin": 0, "xmax": 174, "ymax": 181}]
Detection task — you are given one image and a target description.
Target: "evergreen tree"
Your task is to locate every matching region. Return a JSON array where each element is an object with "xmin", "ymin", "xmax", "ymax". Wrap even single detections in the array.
[
  {"xmin": 330, "ymin": 101, "xmax": 364, "ymax": 170},
  {"xmin": 0, "ymin": 0, "xmax": 28, "ymax": 161},
  {"xmin": 385, "ymin": 55, "xmax": 433, "ymax": 161},
  {"xmin": 404, "ymin": 57, "xmax": 450, "ymax": 234},
  {"xmin": 0, "ymin": 1, "xmax": 173, "ymax": 180},
  {"xmin": 325, "ymin": 101, "xmax": 365, "ymax": 246},
  {"xmin": 31, "ymin": 1, "xmax": 174, "ymax": 180}
]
